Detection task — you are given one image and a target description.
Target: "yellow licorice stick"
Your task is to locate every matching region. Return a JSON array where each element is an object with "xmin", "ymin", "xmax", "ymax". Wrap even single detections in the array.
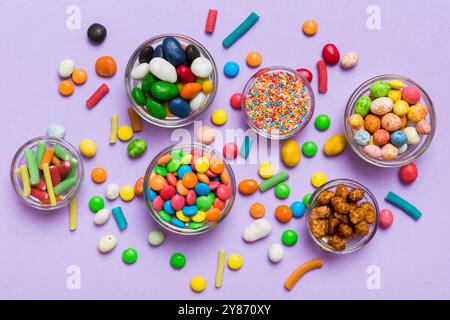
[
  {"xmin": 19, "ymin": 165, "xmax": 31, "ymax": 197},
  {"xmin": 69, "ymin": 197, "xmax": 77, "ymax": 231},
  {"xmin": 215, "ymin": 249, "xmax": 227, "ymax": 288},
  {"xmin": 42, "ymin": 163, "xmax": 56, "ymax": 206},
  {"xmin": 109, "ymin": 115, "xmax": 119, "ymax": 144}
]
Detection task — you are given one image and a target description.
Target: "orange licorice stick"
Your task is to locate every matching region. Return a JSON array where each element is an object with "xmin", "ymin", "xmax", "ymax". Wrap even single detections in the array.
[
  {"xmin": 284, "ymin": 259, "xmax": 323, "ymax": 291},
  {"xmin": 127, "ymin": 107, "xmax": 142, "ymax": 132},
  {"xmin": 51, "ymin": 155, "xmax": 61, "ymax": 166},
  {"xmin": 39, "ymin": 148, "xmax": 55, "ymax": 170}
]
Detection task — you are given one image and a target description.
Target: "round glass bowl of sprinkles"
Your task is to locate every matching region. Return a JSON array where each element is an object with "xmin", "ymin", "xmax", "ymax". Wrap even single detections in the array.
[{"xmin": 241, "ymin": 66, "xmax": 315, "ymax": 140}]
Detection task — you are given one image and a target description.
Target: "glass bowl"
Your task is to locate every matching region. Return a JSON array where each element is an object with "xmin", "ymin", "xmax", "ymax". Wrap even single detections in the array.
[
  {"xmin": 306, "ymin": 179, "xmax": 379, "ymax": 254},
  {"xmin": 125, "ymin": 33, "xmax": 218, "ymax": 128},
  {"xmin": 241, "ymin": 66, "xmax": 315, "ymax": 140},
  {"xmin": 143, "ymin": 143, "xmax": 236, "ymax": 235},
  {"xmin": 10, "ymin": 136, "xmax": 84, "ymax": 211},
  {"xmin": 344, "ymin": 75, "xmax": 436, "ymax": 167}
]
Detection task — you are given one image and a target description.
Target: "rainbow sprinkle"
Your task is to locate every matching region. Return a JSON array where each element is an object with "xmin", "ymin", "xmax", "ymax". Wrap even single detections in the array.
[{"xmin": 244, "ymin": 70, "xmax": 311, "ymax": 136}]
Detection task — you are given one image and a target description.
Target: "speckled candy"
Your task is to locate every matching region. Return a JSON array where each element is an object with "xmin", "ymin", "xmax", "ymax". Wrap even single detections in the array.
[
  {"xmin": 381, "ymin": 143, "xmax": 398, "ymax": 160},
  {"xmin": 354, "ymin": 96, "xmax": 371, "ymax": 116},
  {"xmin": 354, "ymin": 130, "xmax": 371, "ymax": 146},
  {"xmin": 416, "ymin": 119, "xmax": 431, "ymax": 134},
  {"xmin": 407, "ymin": 104, "xmax": 428, "ymax": 122},
  {"xmin": 370, "ymin": 97, "xmax": 394, "ymax": 115},
  {"xmin": 349, "ymin": 114, "xmax": 364, "ymax": 129},
  {"xmin": 393, "ymin": 100, "xmax": 410, "ymax": 117},
  {"xmin": 370, "ymin": 81, "xmax": 390, "ymax": 98},
  {"xmin": 381, "ymin": 113, "xmax": 402, "ymax": 132},
  {"xmin": 402, "ymin": 85, "xmax": 421, "ymax": 105},
  {"xmin": 390, "ymin": 130, "xmax": 408, "ymax": 147},
  {"xmin": 373, "ymin": 129, "xmax": 390, "ymax": 145},
  {"xmin": 364, "ymin": 114, "xmax": 381, "ymax": 133}
]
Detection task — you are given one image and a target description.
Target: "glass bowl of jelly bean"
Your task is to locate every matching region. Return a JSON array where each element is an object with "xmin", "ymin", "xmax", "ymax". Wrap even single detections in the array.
[
  {"xmin": 125, "ymin": 34, "xmax": 218, "ymax": 128},
  {"xmin": 143, "ymin": 143, "xmax": 236, "ymax": 235},
  {"xmin": 306, "ymin": 179, "xmax": 379, "ymax": 255},
  {"xmin": 10, "ymin": 136, "xmax": 84, "ymax": 211},
  {"xmin": 344, "ymin": 75, "xmax": 436, "ymax": 167},
  {"xmin": 241, "ymin": 66, "xmax": 315, "ymax": 140}
]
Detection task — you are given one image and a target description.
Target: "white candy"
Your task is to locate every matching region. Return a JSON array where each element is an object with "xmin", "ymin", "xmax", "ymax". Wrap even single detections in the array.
[
  {"xmin": 403, "ymin": 126, "xmax": 421, "ymax": 145},
  {"xmin": 190, "ymin": 57, "xmax": 213, "ymax": 78},
  {"xmin": 340, "ymin": 52, "xmax": 359, "ymax": 69},
  {"xmin": 131, "ymin": 63, "xmax": 150, "ymax": 80},
  {"xmin": 149, "ymin": 57, "xmax": 177, "ymax": 83},
  {"xmin": 370, "ymin": 97, "xmax": 394, "ymax": 115},
  {"xmin": 398, "ymin": 143, "xmax": 408, "ymax": 154},
  {"xmin": 47, "ymin": 124, "xmax": 65, "ymax": 139},
  {"xmin": 106, "ymin": 183, "xmax": 120, "ymax": 200},
  {"xmin": 58, "ymin": 59, "xmax": 75, "ymax": 78},
  {"xmin": 189, "ymin": 92, "xmax": 206, "ymax": 111},
  {"xmin": 98, "ymin": 234, "xmax": 117, "ymax": 253},
  {"xmin": 94, "ymin": 208, "xmax": 110, "ymax": 225},
  {"xmin": 148, "ymin": 230, "xmax": 165, "ymax": 246},
  {"xmin": 268, "ymin": 244, "xmax": 284, "ymax": 263},
  {"xmin": 243, "ymin": 219, "xmax": 272, "ymax": 242}
]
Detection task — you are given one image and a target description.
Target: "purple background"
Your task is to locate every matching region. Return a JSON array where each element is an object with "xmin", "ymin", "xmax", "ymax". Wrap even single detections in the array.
[{"xmin": 1, "ymin": 0, "xmax": 449, "ymax": 300}]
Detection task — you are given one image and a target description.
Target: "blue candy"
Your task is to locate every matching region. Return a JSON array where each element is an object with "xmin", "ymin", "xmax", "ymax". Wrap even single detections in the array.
[
  {"xmin": 354, "ymin": 130, "xmax": 371, "ymax": 146},
  {"xmin": 162, "ymin": 37, "xmax": 186, "ymax": 66},
  {"xmin": 148, "ymin": 188, "xmax": 157, "ymax": 201},
  {"xmin": 224, "ymin": 61, "xmax": 239, "ymax": 78},
  {"xmin": 390, "ymin": 130, "xmax": 408, "ymax": 147},
  {"xmin": 171, "ymin": 217, "xmax": 185, "ymax": 228},
  {"xmin": 164, "ymin": 200, "xmax": 175, "ymax": 215},
  {"xmin": 194, "ymin": 183, "xmax": 211, "ymax": 196},
  {"xmin": 290, "ymin": 201, "xmax": 305, "ymax": 218},
  {"xmin": 177, "ymin": 165, "xmax": 193, "ymax": 179},
  {"xmin": 112, "ymin": 207, "xmax": 128, "ymax": 231},
  {"xmin": 169, "ymin": 97, "xmax": 191, "ymax": 118},
  {"xmin": 182, "ymin": 205, "xmax": 199, "ymax": 216},
  {"xmin": 153, "ymin": 45, "xmax": 164, "ymax": 58}
]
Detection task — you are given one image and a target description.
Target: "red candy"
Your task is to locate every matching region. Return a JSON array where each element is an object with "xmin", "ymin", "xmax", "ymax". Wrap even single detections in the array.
[
  {"xmin": 209, "ymin": 180, "xmax": 220, "ymax": 190},
  {"xmin": 186, "ymin": 190, "xmax": 197, "ymax": 205},
  {"xmin": 86, "ymin": 83, "xmax": 109, "ymax": 109},
  {"xmin": 216, "ymin": 184, "xmax": 231, "ymax": 200},
  {"xmin": 152, "ymin": 196, "xmax": 164, "ymax": 211},
  {"xmin": 213, "ymin": 198, "xmax": 226, "ymax": 210},
  {"xmin": 399, "ymin": 163, "xmax": 418, "ymax": 184},
  {"xmin": 322, "ymin": 43, "xmax": 340, "ymax": 65},
  {"xmin": 205, "ymin": 9, "xmax": 218, "ymax": 34},
  {"xmin": 160, "ymin": 185, "xmax": 176, "ymax": 200},
  {"xmin": 379, "ymin": 209, "xmax": 394, "ymax": 229},
  {"xmin": 316, "ymin": 59, "xmax": 327, "ymax": 93},
  {"xmin": 166, "ymin": 172, "xmax": 178, "ymax": 186},
  {"xmin": 49, "ymin": 165, "xmax": 61, "ymax": 186},
  {"xmin": 171, "ymin": 194, "xmax": 186, "ymax": 211},
  {"xmin": 206, "ymin": 169, "xmax": 217, "ymax": 178},
  {"xmin": 36, "ymin": 176, "xmax": 47, "ymax": 191},
  {"xmin": 31, "ymin": 188, "xmax": 49, "ymax": 202},
  {"xmin": 296, "ymin": 68, "xmax": 313, "ymax": 83},
  {"xmin": 223, "ymin": 143, "xmax": 238, "ymax": 159},
  {"xmin": 58, "ymin": 160, "xmax": 72, "ymax": 177},
  {"xmin": 176, "ymin": 65, "xmax": 196, "ymax": 84},
  {"xmin": 401, "ymin": 85, "xmax": 421, "ymax": 105},
  {"xmin": 230, "ymin": 93, "xmax": 242, "ymax": 109}
]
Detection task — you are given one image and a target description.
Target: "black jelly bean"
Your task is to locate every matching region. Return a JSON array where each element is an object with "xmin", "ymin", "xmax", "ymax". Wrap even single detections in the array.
[
  {"xmin": 185, "ymin": 45, "xmax": 200, "ymax": 66},
  {"xmin": 87, "ymin": 23, "xmax": 107, "ymax": 43},
  {"xmin": 139, "ymin": 46, "xmax": 154, "ymax": 63}
]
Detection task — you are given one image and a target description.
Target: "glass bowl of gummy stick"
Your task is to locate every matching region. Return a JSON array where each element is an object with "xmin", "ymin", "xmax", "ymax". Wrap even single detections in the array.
[
  {"xmin": 143, "ymin": 143, "xmax": 236, "ymax": 235},
  {"xmin": 241, "ymin": 66, "xmax": 315, "ymax": 140},
  {"xmin": 10, "ymin": 136, "xmax": 84, "ymax": 211},
  {"xmin": 125, "ymin": 34, "xmax": 218, "ymax": 128}
]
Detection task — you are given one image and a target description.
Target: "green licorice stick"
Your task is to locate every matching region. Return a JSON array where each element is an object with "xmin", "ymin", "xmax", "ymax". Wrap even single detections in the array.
[
  {"xmin": 259, "ymin": 171, "xmax": 289, "ymax": 192},
  {"xmin": 54, "ymin": 176, "xmax": 77, "ymax": 195},
  {"xmin": 65, "ymin": 158, "xmax": 78, "ymax": 179},
  {"xmin": 24, "ymin": 149, "xmax": 39, "ymax": 185},
  {"xmin": 385, "ymin": 191, "xmax": 422, "ymax": 221},
  {"xmin": 239, "ymin": 135, "xmax": 253, "ymax": 159},
  {"xmin": 223, "ymin": 12, "xmax": 260, "ymax": 48},
  {"xmin": 35, "ymin": 141, "xmax": 46, "ymax": 164},
  {"xmin": 52, "ymin": 144, "xmax": 70, "ymax": 160}
]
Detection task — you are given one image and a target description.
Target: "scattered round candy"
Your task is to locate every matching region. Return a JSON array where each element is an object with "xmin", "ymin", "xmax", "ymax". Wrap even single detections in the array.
[
  {"xmin": 122, "ymin": 248, "xmax": 138, "ymax": 264},
  {"xmin": 91, "ymin": 167, "xmax": 107, "ymax": 184},
  {"xmin": 290, "ymin": 201, "xmax": 305, "ymax": 218},
  {"xmin": 202, "ymin": 80, "xmax": 214, "ymax": 94},
  {"xmin": 227, "ymin": 254, "xmax": 243, "ymax": 270},
  {"xmin": 58, "ymin": 59, "xmax": 75, "ymax": 78},
  {"xmin": 303, "ymin": 193, "xmax": 312, "ymax": 207},
  {"xmin": 170, "ymin": 252, "xmax": 187, "ymax": 269},
  {"xmin": 47, "ymin": 124, "xmax": 65, "ymax": 139},
  {"xmin": 281, "ymin": 229, "xmax": 298, "ymax": 246},
  {"xmin": 87, "ymin": 23, "xmax": 107, "ymax": 43},
  {"xmin": 322, "ymin": 43, "xmax": 340, "ymax": 65},
  {"xmin": 59, "ymin": 80, "xmax": 74, "ymax": 96},
  {"xmin": 340, "ymin": 52, "xmax": 359, "ymax": 69},
  {"xmin": 89, "ymin": 196, "xmax": 105, "ymax": 213},
  {"xmin": 275, "ymin": 182, "xmax": 291, "ymax": 199},
  {"xmin": 127, "ymin": 139, "xmax": 148, "ymax": 158},
  {"xmin": 94, "ymin": 208, "xmax": 110, "ymax": 225},
  {"xmin": 106, "ymin": 183, "xmax": 119, "ymax": 200},
  {"xmin": 148, "ymin": 230, "xmax": 165, "ymax": 246},
  {"xmin": 399, "ymin": 163, "xmax": 418, "ymax": 184},
  {"xmin": 275, "ymin": 205, "xmax": 293, "ymax": 223},
  {"xmin": 379, "ymin": 209, "xmax": 394, "ymax": 229},
  {"xmin": 119, "ymin": 185, "xmax": 135, "ymax": 202},
  {"xmin": 246, "ymin": 52, "xmax": 262, "ymax": 68},
  {"xmin": 71, "ymin": 68, "xmax": 88, "ymax": 85},
  {"xmin": 95, "ymin": 56, "xmax": 117, "ymax": 77},
  {"xmin": 238, "ymin": 179, "xmax": 258, "ymax": 195},
  {"xmin": 249, "ymin": 202, "xmax": 266, "ymax": 219},
  {"xmin": 80, "ymin": 139, "xmax": 96, "ymax": 158},
  {"xmin": 314, "ymin": 114, "xmax": 331, "ymax": 131},
  {"xmin": 311, "ymin": 172, "xmax": 327, "ymax": 188},
  {"xmin": 302, "ymin": 19, "xmax": 318, "ymax": 36},
  {"xmin": 223, "ymin": 143, "xmax": 238, "ymax": 159},
  {"xmin": 296, "ymin": 68, "xmax": 313, "ymax": 83},
  {"xmin": 98, "ymin": 234, "xmax": 117, "ymax": 253},
  {"xmin": 223, "ymin": 61, "xmax": 239, "ymax": 78},
  {"xmin": 117, "ymin": 125, "xmax": 133, "ymax": 141},
  {"xmin": 302, "ymin": 141, "xmax": 318, "ymax": 157},
  {"xmin": 268, "ymin": 244, "xmax": 284, "ymax": 263},
  {"xmin": 230, "ymin": 93, "xmax": 242, "ymax": 109},
  {"xmin": 211, "ymin": 109, "xmax": 228, "ymax": 125},
  {"xmin": 258, "ymin": 162, "xmax": 274, "ymax": 179},
  {"xmin": 196, "ymin": 125, "xmax": 216, "ymax": 145},
  {"xmin": 190, "ymin": 276, "xmax": 206, "ymax": 292}
]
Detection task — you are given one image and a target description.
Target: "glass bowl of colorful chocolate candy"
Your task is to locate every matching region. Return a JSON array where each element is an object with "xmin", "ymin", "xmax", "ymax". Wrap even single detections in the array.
[
  {"xmin": 241, "ymin": 66, "xmax": 315, "ymax": 140},
  {"xmin": 306, "ymin": 179, "xmax": 379, "ymax": 254},
  {"xmin": 10, "ymin": 136, "xmax": 84, "ymax": 211},
  {"xmin": 345, "ymin": 75, "xmax": 436, "ymax": 167},
  {"xmin": 143, "ymin": 143, "xmax": 236, "ymax": 235},
  {"xmin": 125, "ymin": 34, "xmax": 218, "ymax": 128}
]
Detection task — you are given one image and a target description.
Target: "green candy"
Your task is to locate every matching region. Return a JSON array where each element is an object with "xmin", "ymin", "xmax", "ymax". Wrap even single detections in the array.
[
  {"xmin": 54, "ymin": 176, "xmax": 77, "ymax": 195},
  {"xmin": 158, "ymin": 210, "xmax": 172, "ymax": 222},
  {"xmin": 314, "ymin": 114, "xmax": 331, "ymax": 131},
  {"xmin": 127, "ymin": 139, "xmax": 148, "ymax": 158},
  {"xmin": 207, "ymin": 192, "xmax": 216, "ymax": 202},
  {"xmin": 188, "ymin": 221, "xmax": 204, "ymax": 229},
  {"xmin": 275, "ymin": 182, "xmax": 291, "ymax": 199},
  {"xmin": 170, "ymin": 252, "xmax": 186, "ymax": 269},
  {"xmin": 354, "ymin": 96, "xmax": 371, "ymax": 116},
  {"xmin": 370, "ymin": 81, "xmax": 390, "ymax": 98},
  {"xmin": 146, "ymin": 98, "xmax": 167, "ymax": 119},
  {"xmin": 132, "ymin": 87, "xmax": 147, "ymax": 106},
  {"xmin": 282, "ymin": 229, "xmax": 298, "ymax": 246},
  {"xmin": 166, "ymin": 159, "xmax": 181, "ymax": 172},
  {"xmin": 150, "ymin": 81, "xmax": 179, "ymax": 101},
  {"xmin": 141, "ymin": 73, "xmax": 158, "ymax": 92},
  {"xmin": 35, "ymin": 141, "xmax": 46, "ymax": 164},
  {"xmin": 303, "ymin": 193, "xmax": 312, "ymax": 207},
  {"xmin": 65, "ymin": 158, "xmax": 78, "ymax": 179},
  {"xmin": 53, "ymin": 144, "xmax": 70, "ymax": 161},
  {"xmin": 154, "ymin": 165, "xmax": 167, "ymax": 177},
  {"xmin": 89, "ymin": 195, "xmax": 104, "ymax": 213},
  {"xmin": 170, "ymin": 149, "xmax": 184, "ymax": 159},
  {"xmin": 24, "ymin": 149, "xmax": 39, "ymax": 185},
  {"xmin": 302, "ymin": 141, "xmax": 318, "ymax": 157},
  {"xmin": 122, "ymin": 248, "xmax": 138, "ymax": 265},
  {"xmin": 196, "ymin": 196, "xmax": 213, "ymax": 211}
]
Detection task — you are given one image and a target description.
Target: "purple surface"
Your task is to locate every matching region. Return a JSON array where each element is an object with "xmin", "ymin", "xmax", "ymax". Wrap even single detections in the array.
[{"xmin": 1, "ymin": 0, "xmax": 449, "ymax": 300}]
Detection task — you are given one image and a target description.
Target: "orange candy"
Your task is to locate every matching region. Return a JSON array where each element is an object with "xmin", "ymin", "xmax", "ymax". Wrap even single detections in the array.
[
  {"xmin": 134, "ymin": 177, "xmax": 144, "ymax": 197},
  {"xmin": 209, "ymin": 158, "xmax": 225, "ymax": 174},
  {"xmin": 180, "ymin": 83, "xmax": 202, "ymax": 100},
  {"xmin": 220, "ymin": 171, "xmax": 230, "ymax": 185},
  {"xmin": 275, "ymin": 205, "xmax": 293, "ymax": 223},
  {"xmin": 150, "ymin": 175, "xmax": 166, "ymax": 191},
  {"xmin": 59, "ymin": 80, "xmax": 74, "ymax": 96},
  {"xmin": 176, "ymin": 180, "xmax": 189, "ymax": 196},
  {"xmin": 182, "ymin": 172, "xmax": 198, "ymax": 189},
  {"xmin": 157, "ymin": 154, "xmax": 172, "ymax": 166},
  {"xmin": 206, "ymin": 207, "xmax": 221, "ymax": 222},
  {"xmin": 91, "ymin": 167, "xmax": 107, "ymax": 184},
  {"xmin": 197, "ymin": 173, "xmax": 210, "ymax": 184},
  {"xmin": 249, "ymin": 202, "xmax": 266, "ymax": 219},
  {"xmin": 302, "ymin": 19, "xmax": 318, "ymax": 36},
  {"xmin": 95, "ymin": 56, "xmax": 117, "ymax": 77},
  {"xmin": 246, "ymin": 51, "xmax": 262, "ymax": 68},
  {"xmin": 238, "ymin": 179, "xmax": 258, "ymax": 195},
  {"xmin": 72, "ymin": 68, "xmax": 88, "ymax": 85}
]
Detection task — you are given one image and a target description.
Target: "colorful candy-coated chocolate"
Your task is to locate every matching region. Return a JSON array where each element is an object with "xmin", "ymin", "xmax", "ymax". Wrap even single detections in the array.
[
  {"xmin": 238, "ymin": 179, "xmax": 258, "ymax": 195},
  {"xmin": 322, "ymin": 43, "xmax": 340, "ymax": 65},
  {"xmin": 399, "ymin": 163, "xmax": 418, "ymax": 184},
  {"xmin": 296, "ymin": 68, "xmax": 313, "ymax": 83},
  {"xmin": 275, "ymin": 205, "xmax": 293, "ymax": 223},
  {"xmin": 230, "ymin": 93, "xmax": 242, "ymax": 109},
  {"xmin": 222, "ymin": 143, "xmax": 238, "ymax": 159},
  {"xmin": 379, "ymin": 209, "xmax": 394, "ymax": 229}
]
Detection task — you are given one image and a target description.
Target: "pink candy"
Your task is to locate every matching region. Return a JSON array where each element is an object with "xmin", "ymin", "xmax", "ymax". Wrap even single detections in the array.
[
  {"xmin": 209, "ymin": 180, "xmax": 220, "ymax": 190},
  {"xmin": 216, "ymin": 184, "xmax": 231, "ymax": 200},
  {"xmin": 186, "ymin": 190, "xmax": 197, "ymax": 205},
  {"xmin": 152, "ymin": 196, "xmax": 164, "ymax": 211},
  {"xmin": 402, "ymin": 85, "xmax": 421, "ymax": 105},
  {"xmin": 379, "ymin": 209, "xmax": 394, "ymax": 229},
  {"xmin": 171, "ymin": 194, "xmax": 186, "ymax": 211},
  {"xmin": 160, "ymin": 185, "xmax": 176, "ymax": 200}
]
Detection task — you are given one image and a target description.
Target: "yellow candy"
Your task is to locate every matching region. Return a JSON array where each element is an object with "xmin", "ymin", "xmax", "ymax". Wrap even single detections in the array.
[
  {"xmin": 117, "ymin": 125, "xmax": 133, "ymax": 141},
  {"xmin": 190, "ymin": 276, "xmax": 206, "ymax": 292},
  {"xmin": 389, "ymin": 79, "xmax": 404, "ymax": 89},
  {"xmin": 192, "ymin": 210, "xmax": 206, "ymax": 223},
  {"xmin": 258, "ymin": 162, "xmax": 274, "ymax": 179},
  {"xmin": 407, "ymin": 103, "xmax": 428, "ymax": 122},
  {"xmin": 196, "ymin": 77, "xmax": 208, "ymax": 84},
  {"xmin": 393, "ymin": 100, "xmax": 410, "ymax": 116},
  {"xmin": 194, "ymin": 157, "xmax": 210, "ymax": 174},
  {"xmin": 280, "ymin": 139, "xmax": 300, "ymax": 167},
  {"xmin": 348, "ymin": 114, "xmax": 364, "ymax": 129},
  {"xmin": 211, "ymin": 109, "xmax": 227, "ymax": 126},
  {"xmin": 119, "ymin": 184, "xmax": 135, "ymax": 201},
  {"xmin": 227, "ymin": 254, "xmax": 243, "ymax": 270},
  {"xmin": 311, "ymin": 172, "xmax": 328, "ymax": 188},
  {"xmin": 79, "ymin": 139, "xmax": 97, "ymax": 158},
  {"xmin": 323, "ymin": 133, "xmax": 347, "ymax": 156},
  {"xmin": 387, "ymin": 89, "xmax": 401, "ymax": 102},
  {"xmin": 202, "ymin": 80, "xmax": 214, "ymax": 94},
  {"xmin": 180, "ymin": 154, "xmax": 193, "ymax": 165},
  {"xmin": 176, "ymin": 210, "xmax": 191, "ymax": 222},
  {"xmin": 165, "ymin": 102, "xmax": 174, "ymax": 117}
]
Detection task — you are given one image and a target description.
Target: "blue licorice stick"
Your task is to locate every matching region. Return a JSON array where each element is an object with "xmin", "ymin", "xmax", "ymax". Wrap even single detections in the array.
[
  {"xmin": 223, "ymin": 12, "xmax": 260, "ymax": 48},
  {"xmin": 239, "ymin": 135, "xmax": 253, "ymax": 159},
  {"xmin": 385, "ymin": 191, "xmax": 422, "ymax": 221},
  {"xmin": 112, "ymin": 207, "xmax": 128, "ymax": 230}
]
